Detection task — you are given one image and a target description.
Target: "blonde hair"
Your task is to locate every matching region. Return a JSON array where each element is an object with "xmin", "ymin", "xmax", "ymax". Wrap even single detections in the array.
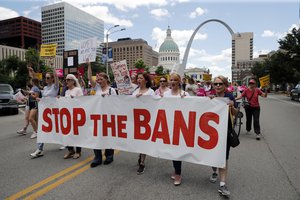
[
  {"xmin": 213, "ymin": 75, "xmax": 229, "ymax": 87},
  {"xmin": 170, "ymin": 72, "xmax": 181, "ymax": 83}
]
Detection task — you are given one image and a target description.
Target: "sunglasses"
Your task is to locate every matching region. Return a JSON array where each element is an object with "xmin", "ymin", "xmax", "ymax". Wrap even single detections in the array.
[
  {"xmin": 160, "ymin": 80, "xmax": 167, "ymax": 82},
  {"xmin": 65, "ymin": 79, "xmax": 72, "ymax": 81},
  {"xmin": 46, "ymin": 77, "xmax": 51, "ymax": 79},
  {"xmin": 213, "ymin": 82, "xmax": 224, "ymax": 86}
]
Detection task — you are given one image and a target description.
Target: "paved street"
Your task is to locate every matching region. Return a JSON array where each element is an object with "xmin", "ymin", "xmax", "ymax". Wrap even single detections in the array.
[{"xmin": 1, "ymin": 93, "xmax": 300, "ymax": 200}]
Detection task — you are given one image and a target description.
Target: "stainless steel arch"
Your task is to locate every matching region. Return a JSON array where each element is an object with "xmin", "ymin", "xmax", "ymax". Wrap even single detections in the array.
[{"xmin": 181, "ymin": 19, "xmax": 234, "ymax": 71}]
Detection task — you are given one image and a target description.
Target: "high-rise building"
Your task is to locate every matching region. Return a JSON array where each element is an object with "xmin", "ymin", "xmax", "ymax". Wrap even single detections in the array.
[
  {"xmin": 231, "ymin": 32, "xmax": 253, "ymax": 83},
  {"xmin": 0, "ymin": 16, "xmax": 41, "ymax": 49},
  {"xmin": 108, "ymin": 38, "xmax": 158, "ymax": 69},
  {"xmin": 158, "ymin": 26, "xmax": 180, "ymax": 71},
  {"xmin": 41, "ymin": 2, "xmax": 104, "ymax": 56}
]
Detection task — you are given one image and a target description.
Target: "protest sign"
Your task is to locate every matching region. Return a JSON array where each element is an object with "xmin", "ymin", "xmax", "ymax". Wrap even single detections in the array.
[
  {"xmin": 111, "ymin": 60, "xmax": 133, "ymax": 94},
  {"xmin": 78, "ymin": 37, "xmax": 97, "ymax": 64}
]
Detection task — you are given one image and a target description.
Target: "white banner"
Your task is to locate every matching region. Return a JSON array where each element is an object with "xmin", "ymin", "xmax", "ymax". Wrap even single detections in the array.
[
  {"xmin": 38, "ymin": 96, "xmax": 229, "ymax": 168},
  {"xmin": 78, "ymin": 37, "xmax": 97, "ymax": 64}
]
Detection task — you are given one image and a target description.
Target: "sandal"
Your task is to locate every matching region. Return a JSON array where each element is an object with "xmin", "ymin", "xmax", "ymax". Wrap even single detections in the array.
[
  {"xmin": 73, "ymin": 153, "xmax": 81, "ymax": 159},
  {"xmin": 64, "ymin": 151, "xmax": 75, "ymax": 159}
]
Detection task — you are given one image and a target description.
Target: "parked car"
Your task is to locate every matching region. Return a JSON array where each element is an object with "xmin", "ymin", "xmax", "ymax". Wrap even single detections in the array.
[
  {"xmin": 290, "ymin": 87, "xmax": 300, "ymax": 101},
  {"xmin": 0, "ymin": 84, "xmax": 18, "ymax": 115}
]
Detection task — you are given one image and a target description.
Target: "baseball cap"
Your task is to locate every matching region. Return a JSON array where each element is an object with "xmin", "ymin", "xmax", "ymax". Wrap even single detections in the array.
[{"xmin": 249, "ymin": 79, "xmax": 256, "ymax": 84}]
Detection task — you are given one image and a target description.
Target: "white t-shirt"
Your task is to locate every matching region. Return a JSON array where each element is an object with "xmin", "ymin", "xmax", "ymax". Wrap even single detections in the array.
[
  {"xmin": 164, "ymin": 90, "xmax": 190, "ymax": 97},
  {"xmin": 132, "ymin": 87, "xmax": 155, "ymax": 96},
  {"xmin": 93, "ymin": 84, "xmax": 117, "ymax": 96},
  {"xmin": 42, "ymin": 83, "xmax": 59, "ymax": 97},
  {"xmin": 65, "ymin": 87, "xmax": 83, "ymax": 97},
  {"xmin": 185, "ymin": 84, "xmax": 198, "ymax": 96}
]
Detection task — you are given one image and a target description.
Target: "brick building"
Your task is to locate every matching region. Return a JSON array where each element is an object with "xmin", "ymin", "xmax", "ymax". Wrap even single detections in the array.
[{"xmin": 0, "ymin": 16, "xmax": 41, "ymax": 49}]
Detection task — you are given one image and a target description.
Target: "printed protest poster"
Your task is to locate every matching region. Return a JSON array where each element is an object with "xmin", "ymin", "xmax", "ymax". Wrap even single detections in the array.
[
  {"xmin": 40, "ymin": 44, "xmax": 57, "ymax": 57},
  {"xmin": 78, "ymin": 37, "xmax": 97, "ymax": 64},
  {"xmin": 259, "ymin": 75, "xmax": 270, "ymax": 88},
  {"xmin": 110, "ymin": 60, "xmax": 133, "ymax": 95}
]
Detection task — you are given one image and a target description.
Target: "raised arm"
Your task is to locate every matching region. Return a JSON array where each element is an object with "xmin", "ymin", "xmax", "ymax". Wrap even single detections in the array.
[
  {"xmin": 27, "ymin": 63, "xmax": 36, "ymax": 78},
  {"xmin": 50, "ymin": 62, "xmax": 59, "ymax": 87},
  {"xmin": 87, "ymin": 59, "xmax": 96, "ymax": 88}
]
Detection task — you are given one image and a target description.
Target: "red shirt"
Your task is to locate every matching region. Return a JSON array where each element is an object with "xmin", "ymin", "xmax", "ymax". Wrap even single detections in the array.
[{"xmin": 241, "ymin": 88, "xmax": 263, "ymax": 107}]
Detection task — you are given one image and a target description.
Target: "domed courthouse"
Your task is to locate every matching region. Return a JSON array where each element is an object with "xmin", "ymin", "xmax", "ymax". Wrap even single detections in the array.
[{"xmin": 158, "ymin": 26, "xmax": 180, "ymax": 71}]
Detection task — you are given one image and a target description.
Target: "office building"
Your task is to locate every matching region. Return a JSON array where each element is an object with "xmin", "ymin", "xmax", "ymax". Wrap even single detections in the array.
[
  {"xmin": 231, "ymin": 32, "xmax": 253, "ymax": 83},
  {"xmin": 0, "ymin": 16, "xmax": 41, "ymax": 49},
  {"xmin": 108, "ymin": 38, "xmax": 158, "ymax": 69},
  {"xmin": 41, "ymin": 2, "xmax": 104, "ymax": 56}
]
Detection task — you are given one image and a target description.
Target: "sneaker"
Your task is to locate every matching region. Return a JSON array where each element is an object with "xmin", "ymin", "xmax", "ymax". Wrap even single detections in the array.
[
  {"xmin": 218, "ymin": 185, "xmax": 230, "ymax": 196},
  {"xmin": 73, "ymin": 153, "xmax": 81, "ymax": 159},
  {"xmin": 59, "ymin": 146, "xmax": 66, "ymax": 150},
  {"xmin": 64, "ymin": 151, "xmax": 75, "ymax": 159},
  {"xmin": 17, "ymin": 129, "xmax": 27, "ymax": 135},
  {"xmin": 137, "ymin": 164, "xmax": 145, "ymax": 175},
  {"xmin": 209, "ymin": 173, "xmax": 218, "ymax": 183},
  {"xmin": 30, "ymin": 132, "xmax": 37, "ymax": 139},
  {"xmin": 173, "ymin": 174, "xmax": 182, "ymax": 186},
  {"xmin": 30, "ymin": 149, "xmax": 43, "ymax": 158},
  {"xmin": 256, "ymin": 134, "xmax": 261, "ymax": 140}
]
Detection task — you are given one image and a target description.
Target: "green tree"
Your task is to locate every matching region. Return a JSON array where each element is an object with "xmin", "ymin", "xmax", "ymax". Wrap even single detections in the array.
[
  {"xmin": 0, "ymin": 55, "xmax": 28, "ymax": 89},
  {"xmin": 155, "ymin": 65, "xmax": 164, "ymax": 75},
  {"xmin": 25, "ymin": 48, "xmax": 40, "ymax": 71},
  {"xmin": 134, "ymin": 59, "xmax": 146, "ymax": 69}
]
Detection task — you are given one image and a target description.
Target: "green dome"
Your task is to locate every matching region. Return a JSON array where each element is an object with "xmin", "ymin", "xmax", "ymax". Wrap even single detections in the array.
[
  {"xmin": 159, "ymin": 40, "xmax": 179, "ymax": 52},
  {"xmin": 159, "ymin": 26, "xmax": 179, "ymax": 53}
]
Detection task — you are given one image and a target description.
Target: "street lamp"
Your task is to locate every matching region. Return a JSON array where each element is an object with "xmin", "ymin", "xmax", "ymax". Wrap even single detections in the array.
[{"xmin": 106, "ymin": 25, "xmax": 126, "ymax": 76}]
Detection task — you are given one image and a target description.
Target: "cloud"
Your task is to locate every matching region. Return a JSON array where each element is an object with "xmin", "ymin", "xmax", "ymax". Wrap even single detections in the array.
[
  {"xmin": 189, "ymin": 7, "xmax": 208, "ymax": 18},
  {"xmin": 23, "ymin": 6, "xmax": 40, "ymax": 17},
  {"xmin": 58, "ymin": 0, "xmax": 168, "ymax": 12},
  {"xmin": 0, "ymin": 7, "xmax": 19, "ymax": 20},
  {"xmin": 150, "ymin": 8, "xmax": 170, "ymax": 19},
  {"xmin": 261, "ymin": 30, "xmax": 282, "ymax": 38},
  {"xmin": 151, "ymin": 27, "xmax": 207, "ymax": 52},
  {"xmin": 80, "ymin": 5, "xmax": 133, "ymax": 27},
  {"xmin": 185, "ymin": 48, "xmax": 232, "ymax": 79}
]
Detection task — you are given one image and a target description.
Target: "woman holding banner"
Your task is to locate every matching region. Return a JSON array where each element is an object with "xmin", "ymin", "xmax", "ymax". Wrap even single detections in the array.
[
  {"xmin": 63, "ymin": 74, "xmax": 84, "ymax": 159},
  {"xmin": 88, "ymin": 62, "xmax": 117, "ymax": 167},
  {"xmin": 163, "ymin": 72, "xmax": 189, "ymax": 186},
  {"xmin": 30, "ymin": 68, "xmax": 59, "ymax": 158},
  {"xmin": 209, "ymin": 75, "xmax": 237, "ymax": 196},
  {"xmin": 155, "ymin": 75, "xmax": 169, "ymax": 97},
  {"xmin": 235, "ymin": 79, "xmax": 267, "ymax": 140},
  {"xmin": 132, "ymin": 72, "xmax": 155, "ymax": 174}
]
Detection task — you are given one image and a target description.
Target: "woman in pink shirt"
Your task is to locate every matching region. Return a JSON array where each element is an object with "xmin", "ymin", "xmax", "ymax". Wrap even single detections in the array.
[
  {"xmin": 154, "ymin": 75, "xmax": 169, "ymax": 97},
  {"xmin": 236, "ymin": 79, "xmax": 267, "ymax": 140}
]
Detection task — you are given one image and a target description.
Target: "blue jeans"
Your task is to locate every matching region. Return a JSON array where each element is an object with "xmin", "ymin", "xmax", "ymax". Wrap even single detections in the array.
[{"xmin": 38, "ymin": 143, "xmax": 44, "ymax": 151}]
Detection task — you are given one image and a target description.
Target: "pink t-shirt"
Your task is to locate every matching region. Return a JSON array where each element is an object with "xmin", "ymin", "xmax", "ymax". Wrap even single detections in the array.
[{"xmin": 241, "ymin": 88, "xmax": 262, "ymax": 107}]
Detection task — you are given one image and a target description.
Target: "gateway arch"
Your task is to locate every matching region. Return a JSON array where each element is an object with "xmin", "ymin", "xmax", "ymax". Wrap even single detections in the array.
[{"xmin": 180, "ymin": 19, "xmax": 235, "ymax": 73}]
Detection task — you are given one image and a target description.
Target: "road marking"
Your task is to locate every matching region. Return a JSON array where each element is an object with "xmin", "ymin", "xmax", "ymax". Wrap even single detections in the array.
[
  {"xmin": 6, "ymin": 150, "xmax": 120, "ymax": 200},
  {"xmin": 5, "ymin": 156, "xmax": 94, "ymax": 200},
  {"xmin": 23, "ymin": 165, "xmax": 91, "ymax": 200}
]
